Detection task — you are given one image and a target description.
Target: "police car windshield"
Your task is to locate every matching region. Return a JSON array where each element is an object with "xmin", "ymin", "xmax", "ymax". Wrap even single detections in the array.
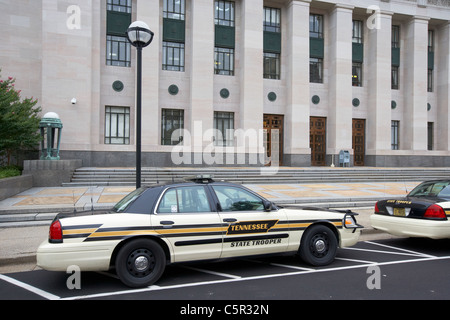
[
  {"xmin": 113, "ymin": 188, "xmax": 146, "ymax": 212},
  {"xmin": 408, "ymin": 181, "xmax": 450, "ymax": 199}
]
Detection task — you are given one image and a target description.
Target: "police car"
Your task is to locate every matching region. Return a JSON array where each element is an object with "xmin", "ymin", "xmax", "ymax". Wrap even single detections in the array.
[
  {"xmin": 371, "ymin": 180, "xmax": 450, "ymax": 239},
  {"xmin": 37, "ymin": 177, "xmax": 363, "ymax": 287}
]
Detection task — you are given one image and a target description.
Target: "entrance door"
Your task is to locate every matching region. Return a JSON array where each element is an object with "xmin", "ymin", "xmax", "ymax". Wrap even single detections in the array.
[
  {"xmin": 310, "ymin": 117, "xmax": 326, "ymax": 166},
  {"xmin": 352, "ymin": 119, "xmax": 365, "ymax": 166},
  {"xmin": 263, "ymin": 114, "xmax": 284, "ymax": 166}
]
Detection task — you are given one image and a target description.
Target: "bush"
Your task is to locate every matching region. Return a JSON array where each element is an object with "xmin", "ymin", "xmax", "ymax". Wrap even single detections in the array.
[{"xmin": 0, "ymin": 165, "xmax": 21, "ymax": 179}]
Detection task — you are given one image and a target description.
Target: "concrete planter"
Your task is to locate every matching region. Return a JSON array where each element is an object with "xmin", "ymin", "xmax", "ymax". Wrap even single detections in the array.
[{"xmin": 0, "ymin": 174, "xmax": 33, "ymax": 201}]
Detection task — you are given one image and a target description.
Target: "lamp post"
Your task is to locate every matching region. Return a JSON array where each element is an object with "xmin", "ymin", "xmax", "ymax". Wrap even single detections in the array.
[{"xmin": 126, "ymin": 21, "xmax": 154, "ymax": 189}]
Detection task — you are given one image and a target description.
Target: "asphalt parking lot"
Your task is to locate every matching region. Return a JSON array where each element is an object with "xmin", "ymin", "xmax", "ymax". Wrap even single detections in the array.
[{"xmin": 1, "ymin": 236, "xmax": 450, "ymax": 302}]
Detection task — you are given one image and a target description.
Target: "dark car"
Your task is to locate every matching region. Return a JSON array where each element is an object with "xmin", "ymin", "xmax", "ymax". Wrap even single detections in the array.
[{"xmin": 371, "ymin": 180, "xmax": 450, "ymax": 239}]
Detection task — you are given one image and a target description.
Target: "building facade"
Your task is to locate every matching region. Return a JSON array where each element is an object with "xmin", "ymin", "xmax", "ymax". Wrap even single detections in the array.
[{"xmin": 1, "ymin": 0, "xmax": 450, "ymax": 167}]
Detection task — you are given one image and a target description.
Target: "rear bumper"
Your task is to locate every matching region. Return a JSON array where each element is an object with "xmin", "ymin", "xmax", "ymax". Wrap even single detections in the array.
[
  {"xmin": 370, "ymin": 214, "xmax": 450, "ymax": 239},
  {"xmin": 36, "ymin": 240, "xmax": 117, "ymax": 272}
]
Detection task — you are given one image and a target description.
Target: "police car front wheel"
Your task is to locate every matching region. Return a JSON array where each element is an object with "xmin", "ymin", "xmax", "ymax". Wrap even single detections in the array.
[
  {"xmin": 115, "ymin": 238, "xmax": 166, "ymax": 288},
  {"xmin": 299, "ymin": 225, "xmax": 337, "ymax": 266}
]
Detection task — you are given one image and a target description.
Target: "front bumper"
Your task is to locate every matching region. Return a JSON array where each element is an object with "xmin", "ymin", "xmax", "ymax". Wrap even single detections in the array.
[{"xmin": 370, "ymin": 214, "xmax": 450, "ymax": 239}]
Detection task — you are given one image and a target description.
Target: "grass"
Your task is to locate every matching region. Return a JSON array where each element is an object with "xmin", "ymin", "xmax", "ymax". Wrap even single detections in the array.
[{"xmin": 0, "ymin": 165, "xmax": 21, "ymax": 179}]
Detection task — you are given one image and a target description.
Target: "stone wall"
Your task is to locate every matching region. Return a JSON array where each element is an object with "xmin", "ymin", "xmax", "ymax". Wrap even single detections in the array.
[{"xmin": 22, "ymin": 160, "xmax": 82, "ymax": 187}]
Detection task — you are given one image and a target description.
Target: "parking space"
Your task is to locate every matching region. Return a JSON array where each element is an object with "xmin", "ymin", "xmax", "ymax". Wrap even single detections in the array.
[{"xmin": 2, "ymin": 237, "xmax": 450, "ymax": 301}]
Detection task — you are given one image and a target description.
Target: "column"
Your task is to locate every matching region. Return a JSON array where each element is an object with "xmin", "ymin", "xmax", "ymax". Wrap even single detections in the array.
[
  {"xmin": 327, "ymin": 4, "xmax": 354, "ymax": 158},
  {"xmin": 366, "ymin": 11, "xmax": 393, "ymax": 159},
  {"xmin": 137, "ymin": 0, "xmax": 160, "ymax": 148},
  {"xmin": 437, "ymin": 22, "xmax": 450, "ymax": 152},
  {"xmin": 284, "ymin": 0, "xmax": 311, "ymax": 166},
  {"xmin": 403, "ymin": 16, "xmax": 429, "ymax": 151},
  {"xmin": 189, "ymin": 0, "xmax": 214, "ymax": 164},
  {"xmin": 239, "ymin": 0, "xmax": 264, "ymax": 160}
]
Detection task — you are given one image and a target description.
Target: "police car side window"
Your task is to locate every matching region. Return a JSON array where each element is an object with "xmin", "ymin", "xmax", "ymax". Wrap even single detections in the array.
[
  {"xmin": 212, "ymin": 186, "xmax": 264, "ymax": 211},
  {"xmin": 157, "ymin": 186, "xmax": 211, "ymax": 213}
]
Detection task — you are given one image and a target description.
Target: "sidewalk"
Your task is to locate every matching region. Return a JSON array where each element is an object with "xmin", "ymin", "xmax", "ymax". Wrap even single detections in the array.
[{"xmin": 0, "ymin": 181, "xmax": 420, "ymax": 273}]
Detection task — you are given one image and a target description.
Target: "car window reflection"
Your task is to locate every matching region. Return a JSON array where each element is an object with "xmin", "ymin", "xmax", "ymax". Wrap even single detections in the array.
[
  {"xmin": 212, "ymin": 185, "xmax": 264, "ymax": 211},
  {"xmin": 157, "ymin": 186, "xmax": 210, "ymax": 213}
]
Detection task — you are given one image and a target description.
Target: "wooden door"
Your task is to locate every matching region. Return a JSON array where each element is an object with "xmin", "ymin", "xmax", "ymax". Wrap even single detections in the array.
[
  {"xmin": 352, "ymin": 119, "xmax": 365, "ymax": 166},
  {"xmin": 310, "ymin": 117, "xmax": 326, "ymax": 166},
  {"xmin": 263, "ymin": 114, "xmax": 284, "ymax": 166}
]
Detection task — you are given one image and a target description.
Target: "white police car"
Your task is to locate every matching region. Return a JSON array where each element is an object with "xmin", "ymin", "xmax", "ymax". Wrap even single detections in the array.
[{"xmin": 37, "ymin": 177, "xmax": 363, "ymax": 287}]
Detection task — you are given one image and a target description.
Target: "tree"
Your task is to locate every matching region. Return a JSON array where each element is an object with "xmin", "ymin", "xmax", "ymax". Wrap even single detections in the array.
[{"xmin": 0, "ymin": 71, "xmax": 41, "ymax": 165}]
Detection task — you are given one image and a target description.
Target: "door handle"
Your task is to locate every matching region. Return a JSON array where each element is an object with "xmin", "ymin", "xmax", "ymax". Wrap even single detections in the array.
[
  {"xmin": 223, "ymin": 218, "xmax": 237, "ymax": 223},
  {"xmin": 160, "ymin": 220, "xmax": 174, "ymax": 225}
]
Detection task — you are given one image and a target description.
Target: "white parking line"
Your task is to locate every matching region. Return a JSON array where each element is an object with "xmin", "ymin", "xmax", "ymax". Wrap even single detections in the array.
[
  {"xmin": 62, "ymin": 255, "xmax": 450, "ymax": 300},
  {"xmin": 269, "ymin": 263, "xmax": 314, "ymax": 271},
  {"xmin": 364, "ymin": 241, "xmax": 436, "ymax": 258},
  {"xmin": 0, "ymin": 274, "xmax": 60, "ymax": 300},
  {"xmin": 335, "ymin": 257, "xmax": 376, "ymax": 264},
  {"xmin": 180, "ymin": 266, "xmax": 241, "ymax": 279}
]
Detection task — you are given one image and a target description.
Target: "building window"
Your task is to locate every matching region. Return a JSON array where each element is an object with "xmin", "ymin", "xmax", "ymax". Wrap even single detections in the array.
[
  {"xmin": 107, "ymin": 0, "xmax": 132, "ymax": 13},
  {"xmin": 163, "ymin": 42, "xmax": 185, "ymax": 71},
  {"xmin": 392, "ymin": 66, "xmax": 399, "ymax": 90},
  {"xmin": 392, "ymin": 25, "xmax": 400, "ymax": 48},
  {"xmin": 264, "ymin": 7, "xmax": 281, "ymax": 33},
  {"xmin": 352, "ymin": 20, "xmax": 363, "ymax": 44},
  {"xmin": 105, "ymin": 106, "xmax": 130, "ymax": 145},
  {"xmin": 215, "ymin": 47, "xmax": 234, "ymax": 76},
  {"xmin": 263, "ymin": 7, "xmax": 281, "ymax": 80},
  {"xmin": 310, "ymin": 14, "xmax": 323, "ymax": 39},
  {"xmin": 106, "ymin": 0, "xmax": 131, "ymax": 67},
  {"xmin": 215, "ymin": 1, "xmax": 235, "ymax": 76},
  {"xmin": 264, "ymin": 53, "xmax": 280, "ymax": 80},
  {"xmin": 391, "ymin": 120, "xmax": 399, "ymax": 150},
  {"xmin": 428, "ymin": 30, "xmax": 434, "ymax": 53},
  {"xmin": 214, "ymin": 112, "xmax": 234, "ymax": 146},
  {"xmin": 161, "ymin": 109, "xmax": 184, "ymax": 146},
  {"xmin": 428, "ymin": 122, "xmax": 434, "ymax": 151},
  {"xmin": 428, "ymin": 30, "xmax": 434, "ymax": 93},
  {"xmin": 428, "ymin": 69, "xmax": 433, "ymax": 92},
  {"xmin": 352, "ymin": 62, "xmax": 362, "ymax": 87},
  {"xmin": 106, "ymin": 36, "xmax": 131, "ymax": 67},
  {"xmin": 215, "ymin": 0, "xmax": 235, "ymax": 27},
  {"xmin": 164, "ymin": 0, "xmax": 185, "ymax": 20},
  {"xmin": 310, "ymin": 58, "xmax": 323, "ymax": 83}
]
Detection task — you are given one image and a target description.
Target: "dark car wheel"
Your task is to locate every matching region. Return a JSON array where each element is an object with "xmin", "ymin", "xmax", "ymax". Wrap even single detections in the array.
[
  {"xmin": 299, "ymin": 225, "xmax": 338, "ymax": 266},
  {"xmin": 115, "ymin": 238, "xmax": 166, "ymax": 288}
]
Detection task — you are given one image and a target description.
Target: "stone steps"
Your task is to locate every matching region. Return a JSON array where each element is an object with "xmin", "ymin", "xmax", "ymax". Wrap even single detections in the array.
[{"xmin": 63, "ymin": 167, "xmax": 450, "ymax": 186}]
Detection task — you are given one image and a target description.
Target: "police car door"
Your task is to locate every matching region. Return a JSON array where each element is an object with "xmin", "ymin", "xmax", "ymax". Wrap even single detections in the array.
[
  {"xmin": 211, "ymin": 185, "xmax": 289, "ymax": 258},
  {"xmin": 151, "ymin": 185, "xmax": 223, "ymax": 262}
]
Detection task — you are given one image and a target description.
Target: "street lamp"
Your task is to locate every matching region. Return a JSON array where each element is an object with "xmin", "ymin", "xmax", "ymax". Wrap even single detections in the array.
[{"xmin": 126, "ymin": 21, "xmax": 154, "ymax": 189}]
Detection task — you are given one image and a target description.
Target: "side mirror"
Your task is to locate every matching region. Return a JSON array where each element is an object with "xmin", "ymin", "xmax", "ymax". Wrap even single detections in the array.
[{"xmin": 263, "ymin": 200, "xmax": 273, "ymax": 212}]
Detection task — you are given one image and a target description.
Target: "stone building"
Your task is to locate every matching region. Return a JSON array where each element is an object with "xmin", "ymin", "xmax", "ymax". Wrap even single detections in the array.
[{"xmin": 1, "ymin": 0, "xmax": 449, "ymax": 167}]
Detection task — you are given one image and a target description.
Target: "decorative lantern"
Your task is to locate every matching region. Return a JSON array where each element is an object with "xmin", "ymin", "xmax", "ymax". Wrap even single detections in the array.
[{"xmin": 39, "ymin": 112, "xmax": 63, "ymax": 160}]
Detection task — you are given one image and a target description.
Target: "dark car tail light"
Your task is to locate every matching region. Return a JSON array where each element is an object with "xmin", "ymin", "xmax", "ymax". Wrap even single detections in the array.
[
  {"xmin": 49, "ymin": 219, "xmax": 63, "ymax": 243},
  {"xmin": 374, "ymin": 202, "xmax": 380, "ymax": 214},
  {"xmin": 424, "ymin": 204, "xmax": 447, "ymax": 220}
]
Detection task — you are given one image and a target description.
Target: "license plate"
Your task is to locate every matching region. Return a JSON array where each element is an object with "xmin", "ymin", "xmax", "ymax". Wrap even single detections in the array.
[{"xmin": 393, "ymin": 207, "xmax": 405, "ymax": 216}]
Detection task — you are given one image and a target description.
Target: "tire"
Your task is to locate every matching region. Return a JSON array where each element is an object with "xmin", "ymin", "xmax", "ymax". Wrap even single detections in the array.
[
  {"xmin": 299, "ymin": 225, "xmax": 338, "ymax": 266},
  {"xmin": 115, "ymin": 238, "xmax": 166, "ymax": 288}
]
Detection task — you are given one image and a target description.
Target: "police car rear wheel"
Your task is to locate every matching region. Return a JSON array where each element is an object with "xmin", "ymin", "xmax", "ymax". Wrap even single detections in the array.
[
  {"xmin": 115, "ymin": 239, "xmax": 166, "ymax": 288},
  {"xmin": 299, "ymin": 225, "xmax": 337, "ymax": 266}
]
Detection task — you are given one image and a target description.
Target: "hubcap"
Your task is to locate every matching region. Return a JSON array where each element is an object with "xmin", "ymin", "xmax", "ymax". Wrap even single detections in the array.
[
  {"xmin": 134, "ymin": 256, "xmax": 149, "ymax": 271},
  {"xmin": 310, "ymin": 233, "xmax": 329, "ymax": 258},
  {"xmin": 127, "ymin": 248, "xmax": 155, "ymax": 277},
  {"xmin": 315, "ymin": 239, "xmax": 326, "ymax": 253}
]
